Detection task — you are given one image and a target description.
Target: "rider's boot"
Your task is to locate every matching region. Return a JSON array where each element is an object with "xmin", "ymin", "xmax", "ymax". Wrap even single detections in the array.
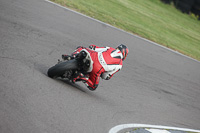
[{"xmin": 72, "ymin": 72, "xmax": 89, "ymax": 83}]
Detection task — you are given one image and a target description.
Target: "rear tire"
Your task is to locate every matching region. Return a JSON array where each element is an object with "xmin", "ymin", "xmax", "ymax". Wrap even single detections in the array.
[{"xmin": 47, "ymin": 59, "xmax": 78, "ymax": 78}]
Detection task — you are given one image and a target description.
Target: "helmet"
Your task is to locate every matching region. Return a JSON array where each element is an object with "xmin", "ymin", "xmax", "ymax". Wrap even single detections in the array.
[{"xmin": 117, "ymin": 44, "xmax": 129, "ymax": 61}]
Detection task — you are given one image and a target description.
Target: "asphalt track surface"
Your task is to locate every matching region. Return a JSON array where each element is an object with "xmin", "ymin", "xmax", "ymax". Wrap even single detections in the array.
[{"xmin": 0, "ymin": 0, "xmax": 200, "ymax": 133}]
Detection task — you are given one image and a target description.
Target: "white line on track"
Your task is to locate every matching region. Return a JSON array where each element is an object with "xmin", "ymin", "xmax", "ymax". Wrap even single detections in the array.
[
  {"xmin": 109, "ymin": 124, "xmax": 200, "ymax": 133},
  {"xmin": 45, "ymin": 0, "xmax": 200, "ymax": 63}
]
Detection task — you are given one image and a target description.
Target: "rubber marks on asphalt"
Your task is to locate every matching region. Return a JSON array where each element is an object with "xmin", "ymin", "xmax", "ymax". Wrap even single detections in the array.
[{"xmin": 109, "ymin": 124, "xmax": 200, "ymax": 133}]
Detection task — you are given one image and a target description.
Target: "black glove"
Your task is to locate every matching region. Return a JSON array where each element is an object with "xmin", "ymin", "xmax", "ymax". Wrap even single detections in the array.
[
  {"xmin": 105, "ymin": 74, "xmax": 112, "ymax": 80},
  {"xmin": 89, "ymin": 45, "xmax": 96, "ymax": 50}
]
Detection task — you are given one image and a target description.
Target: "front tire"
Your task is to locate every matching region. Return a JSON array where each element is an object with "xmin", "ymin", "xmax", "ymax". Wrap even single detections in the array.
[{"xmin": 47, "ymin": 59, "xmax": 78, "ymax": 78}]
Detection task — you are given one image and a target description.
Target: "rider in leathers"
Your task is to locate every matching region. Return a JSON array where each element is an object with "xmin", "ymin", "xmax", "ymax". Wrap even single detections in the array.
[{"xmin": 62, "ymin": 44, "xmax": 129, "ymax": 91}]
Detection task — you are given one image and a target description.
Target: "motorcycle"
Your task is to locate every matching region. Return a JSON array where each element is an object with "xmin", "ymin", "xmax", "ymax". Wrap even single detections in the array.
[{"xmin": 47, "ymin": 50, "xmax": 91, "ymax": 82}]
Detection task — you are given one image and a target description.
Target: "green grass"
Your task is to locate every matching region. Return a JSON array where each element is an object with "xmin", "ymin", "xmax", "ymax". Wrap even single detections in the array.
[{"xmin": 51, "ymin": 0, "xmax": 200, "ymax": 61}]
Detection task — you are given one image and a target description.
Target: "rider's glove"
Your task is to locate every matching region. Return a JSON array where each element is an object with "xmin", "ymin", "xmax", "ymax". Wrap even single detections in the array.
[
  {"xmin": 89, "ymin": 45, "xmax": 96, "ymax": 50},
  {"xmin": 105, "ymin": 74, "xmax": 112, "ymax": 80}
]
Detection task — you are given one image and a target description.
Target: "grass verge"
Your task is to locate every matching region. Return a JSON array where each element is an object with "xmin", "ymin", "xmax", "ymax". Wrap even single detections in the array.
[{"xmin": 51, "ymin": 0, "xmax": 200, "ymax": 61}]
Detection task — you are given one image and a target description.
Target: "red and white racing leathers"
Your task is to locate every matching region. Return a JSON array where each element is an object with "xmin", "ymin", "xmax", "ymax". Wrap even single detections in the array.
[{"xmin": 72, "ymin": 45, "xmax": 123, "ymax": 90}]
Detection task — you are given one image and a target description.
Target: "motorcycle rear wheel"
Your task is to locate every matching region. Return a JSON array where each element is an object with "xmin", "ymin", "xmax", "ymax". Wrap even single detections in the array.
[{"xmin": 47, "ymin": 59, "xmax": 78, "ymax": 78}]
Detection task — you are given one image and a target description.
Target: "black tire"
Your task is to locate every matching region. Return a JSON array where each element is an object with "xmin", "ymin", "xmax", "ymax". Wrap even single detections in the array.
[{"xmin": 47, "ymin": 59, "xmax": 78, "ymax": 78}]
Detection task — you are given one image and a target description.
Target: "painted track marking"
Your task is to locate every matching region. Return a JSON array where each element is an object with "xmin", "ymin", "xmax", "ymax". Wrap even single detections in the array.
[{"xmin": 109, "ymin": 124, "xmax": 200, "ymax": 133}]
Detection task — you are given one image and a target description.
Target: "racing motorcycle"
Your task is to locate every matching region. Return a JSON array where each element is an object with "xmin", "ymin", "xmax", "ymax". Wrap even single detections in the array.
[{"xmin": 47, "ymin": 50, "xmax": 91, "ymax": 82}]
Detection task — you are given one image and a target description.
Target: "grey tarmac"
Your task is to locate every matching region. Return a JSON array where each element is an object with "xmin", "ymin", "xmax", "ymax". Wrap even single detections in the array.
[{"xmin": 0, "ymin": 0, "xmax": 200, "ymax": 133}]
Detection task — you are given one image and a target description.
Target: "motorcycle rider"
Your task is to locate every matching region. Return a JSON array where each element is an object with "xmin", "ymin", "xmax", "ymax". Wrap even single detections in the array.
[{"xmin": 62, "ymin": 44, "xmax": 129, "ymax": 91}]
